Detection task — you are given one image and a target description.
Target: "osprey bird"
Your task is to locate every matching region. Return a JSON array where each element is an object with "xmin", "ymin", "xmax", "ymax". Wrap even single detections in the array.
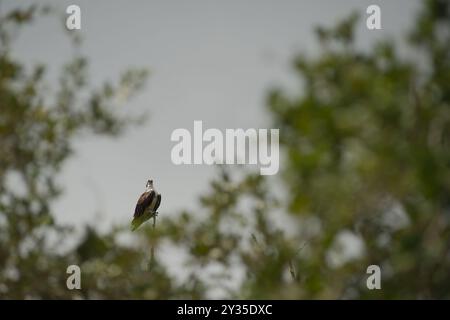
[{"xmin": 131, "ymin": 179, "xmax": 161, "ymax": 231}]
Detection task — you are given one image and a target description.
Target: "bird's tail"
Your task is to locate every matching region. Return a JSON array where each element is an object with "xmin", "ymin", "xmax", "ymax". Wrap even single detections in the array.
[
  {"xmin": 131, "ymin": 212, "xmax": 158, "ymax": 231},
  {"xmin": 131, "ymin": 216, "xmax": 144, "ymax": 231}
]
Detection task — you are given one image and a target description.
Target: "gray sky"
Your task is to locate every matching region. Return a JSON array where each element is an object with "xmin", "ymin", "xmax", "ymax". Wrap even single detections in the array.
[{"xmin": 3, "ymin": 0, "xmax": 420, "ymax": 232}]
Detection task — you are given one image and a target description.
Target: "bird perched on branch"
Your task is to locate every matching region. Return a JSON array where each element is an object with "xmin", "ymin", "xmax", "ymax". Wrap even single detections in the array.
[{"xmin": 131, "ymin": 179, "xmax": 161, "ymax": 231}]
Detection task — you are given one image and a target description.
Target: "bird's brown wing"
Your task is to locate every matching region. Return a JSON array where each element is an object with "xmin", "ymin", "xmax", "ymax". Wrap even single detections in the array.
[
  {"xmin": 154, "ymin": 194, "xmax": 161, "ymax": 211},
  {"xmin": 134, "ymin": 190, "xmax": 155, "ymax": 218}
]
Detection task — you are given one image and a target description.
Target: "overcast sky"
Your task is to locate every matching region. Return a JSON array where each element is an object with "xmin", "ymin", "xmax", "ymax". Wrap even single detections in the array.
[{"xmin": 2, "ymin": 0, "xmax": 420, "ymax": 232}]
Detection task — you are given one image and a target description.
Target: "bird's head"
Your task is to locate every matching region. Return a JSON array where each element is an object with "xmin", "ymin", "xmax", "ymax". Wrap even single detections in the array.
[{"xmin": 146, "ymin": 179, "xmax": 154, "ymax": 190}]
